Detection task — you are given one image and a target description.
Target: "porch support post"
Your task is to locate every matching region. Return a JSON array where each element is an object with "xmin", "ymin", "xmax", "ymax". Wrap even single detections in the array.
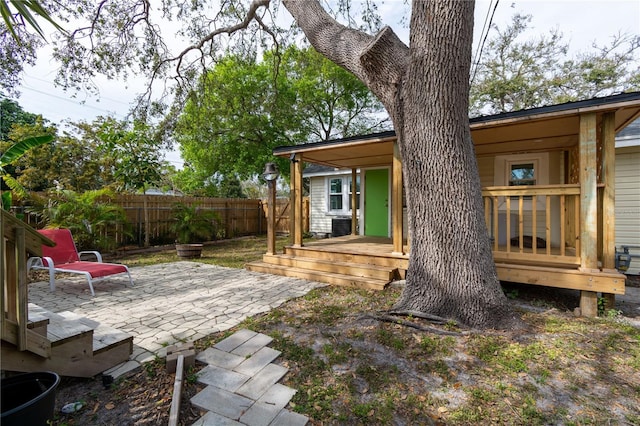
[
  {"xmin": 266, "ymin": 177, "xmax": 277, "ymax": 255},
  {"xmin": 289, "ymin": 157, "xmax": 297, "ymax": 246},
  {"xmin": 392, "ymin": 141, "xmax": 404, "ymax": 254},
  {"xmin": 293, "ymin": 153, "xmax": 304, "ymax": 247},
  {"xmin": 579, "ymin": 112, "xmax": 598, "ymax": 317},
  {"xmin": 601, "ymin": 111, "xmax": 617, "ymax": 309},
  {"xmin": 351, "ymin": 168, "xmax": 358, "ymax": 235}
]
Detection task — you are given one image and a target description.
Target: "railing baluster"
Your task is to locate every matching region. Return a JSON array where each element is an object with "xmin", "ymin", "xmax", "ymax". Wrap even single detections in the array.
[
  {"xmin": 484, "ymin": 196, "xmax": 491, "ymax": 235},
  {"xmin": 518, "ymin": 196, "xmax": 524, "ymax": 252},
  {"xmin": 532, "ymin": 195, "xmax": 537, "ymax": 255},
  {"xmin": 493, "ymin": 196, "xmax": 498, "ymax": 251},
  {"xmin": 560, "ymin": 195, "xmax": 566, "ymax": 256},
  {"xmin": 546, "ymin": 196, "xmax": 551, "ymax": 256},
  {"xmin": 506, "ymin": 196, "xmax": 511, "ymax": 253},
  {"xmin": 575, "ymin": 195, "xmax": 580, "ymax": 256}
]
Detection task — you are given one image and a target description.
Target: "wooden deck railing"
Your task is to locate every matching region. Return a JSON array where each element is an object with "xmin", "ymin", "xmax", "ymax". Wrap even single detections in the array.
[
  {"xmin": 1, "ymin": 210, "xmax": 52, "ymax": 357},
  {"xmin": 482, "ymin": 184, "xmax": 582, "ymax": 268}
]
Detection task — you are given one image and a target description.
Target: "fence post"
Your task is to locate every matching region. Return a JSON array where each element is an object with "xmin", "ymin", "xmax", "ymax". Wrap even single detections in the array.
[{"xmin": 137, "ymin": 207, "xmax": 143, "ymax": 247}]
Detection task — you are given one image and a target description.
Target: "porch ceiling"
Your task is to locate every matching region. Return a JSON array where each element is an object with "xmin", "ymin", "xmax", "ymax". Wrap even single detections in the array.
[{"xmin": 273, "ymin": 93, "xmax": 640, "ymax": 169}]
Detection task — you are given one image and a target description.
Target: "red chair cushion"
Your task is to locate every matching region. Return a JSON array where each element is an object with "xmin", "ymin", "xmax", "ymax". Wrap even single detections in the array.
[{"xmin": 53, "ymin": 261, "xmax": 128, "ymax": 279}]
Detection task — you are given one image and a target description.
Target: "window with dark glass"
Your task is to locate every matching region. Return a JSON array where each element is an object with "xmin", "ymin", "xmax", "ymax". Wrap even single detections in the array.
[
  {"xmin": 329, "ymin": 178, "xmax": 343, "ymax": 210},
  {"xmin": 509, "ymin": 163, "xmax": 536, "ymax": 186}
]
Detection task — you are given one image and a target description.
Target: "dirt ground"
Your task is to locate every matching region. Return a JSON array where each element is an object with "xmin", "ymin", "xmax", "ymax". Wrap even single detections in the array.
[{"xmin": 48, "ymin": 275, "xmax": 640, "ymax": 425}]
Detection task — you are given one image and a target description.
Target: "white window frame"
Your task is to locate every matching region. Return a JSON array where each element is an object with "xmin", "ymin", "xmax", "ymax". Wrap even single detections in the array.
[
  {"xmin": 494, "ymin": 153, "xmax": 549, "ymax": 210},
  {"xmin": 326, "ymin": 175, "xmax": 360, "ymax": 214}
]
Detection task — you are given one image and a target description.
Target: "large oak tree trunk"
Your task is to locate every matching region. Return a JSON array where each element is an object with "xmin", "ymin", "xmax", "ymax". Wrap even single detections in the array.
[{"xmin": 284, "ymin": 0, "xmax": 521, "ymax": 329}]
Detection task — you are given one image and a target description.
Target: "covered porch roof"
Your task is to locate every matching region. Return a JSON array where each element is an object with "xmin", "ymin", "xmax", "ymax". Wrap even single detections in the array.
[{"xmin": 273, "ymin": 92, "xmax": 640, "ymax": 168}]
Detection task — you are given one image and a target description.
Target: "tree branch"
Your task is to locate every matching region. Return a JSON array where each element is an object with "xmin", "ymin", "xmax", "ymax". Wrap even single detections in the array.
[{"xmin": 282, "ymin": 0, "xmax": 409, "ymax": 112}]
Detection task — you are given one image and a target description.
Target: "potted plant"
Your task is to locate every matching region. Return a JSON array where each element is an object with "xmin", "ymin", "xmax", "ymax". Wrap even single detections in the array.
[{"xmin": 169, "ymin": 203, "xmax": 220, "ymax": 258}]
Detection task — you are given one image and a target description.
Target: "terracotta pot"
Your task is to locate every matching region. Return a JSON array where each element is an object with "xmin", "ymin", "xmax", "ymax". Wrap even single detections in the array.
[{"xmin": 175, "ymin": 243, "xmax": 203, "ymax": 259}]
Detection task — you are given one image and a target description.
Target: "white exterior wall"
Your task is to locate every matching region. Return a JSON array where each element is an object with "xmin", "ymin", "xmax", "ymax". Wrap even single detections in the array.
[
  {"xmin": 308, "ymin": 171, "xmax": 360, "ymax": 236},
  {"xmin": 615, "ymin": 145, "xmax": 640, "ymax": 274},
  {"xmin": 309, "ymin": 176, "xmax": 332, "ymax": 234}
]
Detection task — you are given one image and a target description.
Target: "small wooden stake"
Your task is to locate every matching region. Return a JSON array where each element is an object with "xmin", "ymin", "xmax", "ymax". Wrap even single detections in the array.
[{"xmin": 168, "ymin": 354, "xmax": 184, "ymax": 426}]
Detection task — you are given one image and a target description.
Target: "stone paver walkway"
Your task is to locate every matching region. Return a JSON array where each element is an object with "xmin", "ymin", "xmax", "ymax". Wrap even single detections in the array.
[
  {"xmin": 191, "ymin": 329, "xmax": 308, "ymax": 426},
  {"xmin": 28, "ymin": 262, "xmax": 325, "ymax": 365}
]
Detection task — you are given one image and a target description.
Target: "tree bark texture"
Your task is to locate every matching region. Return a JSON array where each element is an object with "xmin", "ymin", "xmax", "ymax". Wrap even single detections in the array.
[{"xmin": 284, "ymin": 0, "xmax": 520, "ymax": 329}]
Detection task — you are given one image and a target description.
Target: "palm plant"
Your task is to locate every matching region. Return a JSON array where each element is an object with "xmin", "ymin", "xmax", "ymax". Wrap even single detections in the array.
[
  {"xmin": 29, "ymin": 189, "xmax": 130, "ymax": 251},
  {"xmin": 1, "ymin": 134, "xmax": 53, "ymax": 210},
  {"xmin": 169, "ymin": 203, "xmax": 220, "ymax": 244}
]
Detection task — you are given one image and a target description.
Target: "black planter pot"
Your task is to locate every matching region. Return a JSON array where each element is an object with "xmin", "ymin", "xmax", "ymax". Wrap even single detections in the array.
[{"xmin": 1, "ymin": 371, "xmax": 60, "ymax": 426}]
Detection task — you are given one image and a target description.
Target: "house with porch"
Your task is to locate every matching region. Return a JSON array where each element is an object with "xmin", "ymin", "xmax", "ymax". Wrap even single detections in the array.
[{"xmin": 246, "ymin": 92, "xmax": 640, "ymax": 316}]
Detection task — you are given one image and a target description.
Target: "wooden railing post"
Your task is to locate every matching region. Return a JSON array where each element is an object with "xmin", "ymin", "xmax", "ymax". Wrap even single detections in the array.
[
  {"xmin": 579, "ymin": 112, "xmax": 599, "ymax": 317},
  {"xmin": 16, "ymin": 227, "xmax": 28, "ymax": 350},
  {"xmin": 392, "ymin": 142, "xmax": 404, "ymax": 254},
  {"xmin": 293, "ymin": 154, "xmax": 303, "ymax": 247},
  {"xmin": 266, "ymin": 182, "xmax": 276, "ymax": 255},
  {"xmin": 601, "ymin": 112, "xmax": 617, "ymax": 309}
]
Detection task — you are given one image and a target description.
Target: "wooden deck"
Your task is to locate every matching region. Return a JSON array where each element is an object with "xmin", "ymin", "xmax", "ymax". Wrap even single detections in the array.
[
  {"xmin": 246, "ymin": 235, "xmax": 625, "ymax": 296},
  {"xmin": 246, "ymin": 236, "xmax": 409, "ymax": 290}
]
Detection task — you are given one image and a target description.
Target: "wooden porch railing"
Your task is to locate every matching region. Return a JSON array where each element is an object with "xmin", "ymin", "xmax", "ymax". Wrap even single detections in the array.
[
  {"xmin": 482, "ymin": 184, "xmax": 582, "ymax": 268},
  {"xmin": 1, "ymin": 210, "xmax": 52, "ymax": 357}
]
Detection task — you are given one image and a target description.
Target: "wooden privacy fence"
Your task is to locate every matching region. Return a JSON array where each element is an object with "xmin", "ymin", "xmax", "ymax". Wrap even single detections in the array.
[
  {"xmin": 114, "ymin": 195, "xmax": 264, "ymax": 246},
  {"xmin": 262, "ymin": 197, "xmax": 310, "ymax": 234},
  {"xmin": 14, "ymin": 194, "xmax": 309, "ymax": 248}
]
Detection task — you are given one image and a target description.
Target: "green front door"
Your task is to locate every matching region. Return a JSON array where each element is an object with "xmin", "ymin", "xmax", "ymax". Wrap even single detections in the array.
[{"xmin": 364, "ymin": 169, "xmax": 389, "ymax": 237}]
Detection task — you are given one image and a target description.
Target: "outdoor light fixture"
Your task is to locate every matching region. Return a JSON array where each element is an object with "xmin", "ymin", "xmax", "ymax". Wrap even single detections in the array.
[
  {"xmin": 263, "ymin": 162, "xmax": 279, "ymax": 181},
  {"xmin": 264, "ymin": 162, "xmax": 279, "ymax": 255}
]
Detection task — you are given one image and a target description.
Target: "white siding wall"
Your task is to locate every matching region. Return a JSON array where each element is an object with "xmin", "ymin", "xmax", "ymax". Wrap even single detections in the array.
[
  {"xmin": 477, "ymin": 156, "xmax": 494, "ymax": 188},
  {"xmin": 309, "ymin": 177, "xmax": 332, "ymax": 234},
  {"xmin": 615, "ymin": 146, "xmax": 640, "ymax": 274}
]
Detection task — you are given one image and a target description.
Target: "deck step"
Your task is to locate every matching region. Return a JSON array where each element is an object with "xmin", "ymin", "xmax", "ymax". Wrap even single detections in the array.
[
  {"xmin": 56, "ymin": 311, "xmax": 133, "ymax": 354},
  {"xmin": 285, "ymin": 246, "xmax": 409, "ymax": 270},
  {"xmin": 246, "ymin": 261, "xmax": 389, "ymax": 290},
  {"xmin": 27, "ymin": 305, "xmax": 93, "ymax": 346},
  {"xmin": 262, "ymin": 254, "xmax": 396, "ymax": 280},
  {"xmin": 27, "ymin": 304, "xmax": 133, "ymax": 353}
]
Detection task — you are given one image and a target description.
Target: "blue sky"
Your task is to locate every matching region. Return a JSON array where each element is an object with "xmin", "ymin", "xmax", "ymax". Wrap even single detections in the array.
[{"xmin": 11, "ymin": 0, "xmax": 640, "ymax": 167}]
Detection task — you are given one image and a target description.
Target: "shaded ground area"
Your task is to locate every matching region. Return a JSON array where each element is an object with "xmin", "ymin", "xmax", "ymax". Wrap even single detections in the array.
[{"xmin": 50, "ymin": 274, "xmax": 640, "ymax": 425}]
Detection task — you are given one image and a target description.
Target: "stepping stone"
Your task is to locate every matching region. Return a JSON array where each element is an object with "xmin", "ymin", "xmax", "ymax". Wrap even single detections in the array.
[
  {"xmin": 231, "ymin": 333, "xmax": 273, "ymax": 357},
  {"xmin": 234, "ymin": 347, "xmax": 281, "ymax": 377},
  {"xmin": 197, "ymin": 347, "xmax": 245, "ymax": 370},
  {"xmin": 236, "ymin": 363, "xmax": 289, "ymax": 400},
  {"xmin": 271, "ymin": 409, "xmax": 309, "ymax": 426},
  {"xmin": 214, "ymin": 329, "xmax": 257, "ymax": 352},
  {"xmin": 191, "ymin": 386, "xmax": 254, "ymax": 421},
  {"xmin": 239, "ymin": 384, "xmax": 297, "ymax": 426},
  {"xmin": 197, "ymin": 365, "xmax": 250, "ymax": 392},
  {"xmin": 191, "ymin": 410, "xmax": 243, "ymax": 425}
]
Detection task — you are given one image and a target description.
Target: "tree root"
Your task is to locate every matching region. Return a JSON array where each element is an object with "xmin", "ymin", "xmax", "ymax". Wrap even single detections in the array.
[
  {"xmin": 365, "ymin": 312, "xmax": 466, "ymax": 336},
  {"xmin": 387, "ymin": 310, "xmax": 452, "ymax": 325}
]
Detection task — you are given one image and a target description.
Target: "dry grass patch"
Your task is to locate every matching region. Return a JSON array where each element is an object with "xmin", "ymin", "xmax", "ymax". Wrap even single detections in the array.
[{"xmin": 205, "ymin": 286, "xmax": 640, "ymax": 425}]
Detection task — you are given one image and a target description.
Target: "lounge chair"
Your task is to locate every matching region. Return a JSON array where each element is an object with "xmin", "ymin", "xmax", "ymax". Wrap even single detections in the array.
[{"xmin": 27, "ymin": 228, "xmax": 133, "ymax": 296}]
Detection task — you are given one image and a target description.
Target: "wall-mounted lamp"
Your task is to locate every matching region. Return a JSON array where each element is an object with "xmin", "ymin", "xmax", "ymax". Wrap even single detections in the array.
[{"xmin": 289, "ymin": 153, "xmax": 299, "ymax": 163}]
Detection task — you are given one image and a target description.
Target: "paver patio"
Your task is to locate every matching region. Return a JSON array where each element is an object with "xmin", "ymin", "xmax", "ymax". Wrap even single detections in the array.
[{"xmin": 28, "ymin": 261, "xmax": 326, "ymax": 364}]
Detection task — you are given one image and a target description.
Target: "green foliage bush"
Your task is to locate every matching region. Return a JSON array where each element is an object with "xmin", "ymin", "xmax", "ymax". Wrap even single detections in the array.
[
  {"xmin": 169, "ymin": 202, "xmax": 221, "ymax": 244},
  {"xmin": 28, "ymin": 189, "xmax": 130, "ymax": 251}
]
